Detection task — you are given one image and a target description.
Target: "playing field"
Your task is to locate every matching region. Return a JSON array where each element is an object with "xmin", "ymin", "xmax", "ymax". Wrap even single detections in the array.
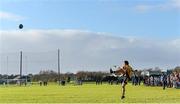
[{"xmin": 0, "ymin": 83, "xmax": 179, "ymax": 103}]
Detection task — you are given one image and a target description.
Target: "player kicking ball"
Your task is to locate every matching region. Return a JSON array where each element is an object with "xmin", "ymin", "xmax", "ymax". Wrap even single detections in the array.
[{"xmin": 110, "ymin": 60, "xmax": 133, "ymax": 99}]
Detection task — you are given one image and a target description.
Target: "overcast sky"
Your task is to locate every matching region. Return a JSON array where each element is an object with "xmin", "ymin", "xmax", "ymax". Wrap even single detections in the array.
[{"xmin": 0, "ymin": 0, "xmax": 180, "ymax": 74}]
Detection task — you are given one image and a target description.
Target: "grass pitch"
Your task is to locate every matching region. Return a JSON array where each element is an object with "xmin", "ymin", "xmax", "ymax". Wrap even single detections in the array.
[{"xmin": 0, "ymin": 83, "xmax": 179, "ymax": 103}]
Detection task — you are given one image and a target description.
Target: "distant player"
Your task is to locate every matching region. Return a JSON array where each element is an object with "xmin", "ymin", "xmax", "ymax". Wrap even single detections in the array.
[{"xmin": 110, "ymin": 60, "xmax": 133, "ymax": 99}]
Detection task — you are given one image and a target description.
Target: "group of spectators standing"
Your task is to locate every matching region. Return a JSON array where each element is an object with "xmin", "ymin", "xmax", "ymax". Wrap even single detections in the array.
[
  {"xmin": 166, "ymin": 71, "xmax": 180, "ymax": 88},
  {"xmin": 131, "ymin": 70, "xmax": 142, "ymax": 86},
  {"xmin": 143, "ymin": 71, "xmax": 180, "ymax": 89},
  {"xmin": 132, "ymin": 76, "xmax": 141, "ymax": 86}
]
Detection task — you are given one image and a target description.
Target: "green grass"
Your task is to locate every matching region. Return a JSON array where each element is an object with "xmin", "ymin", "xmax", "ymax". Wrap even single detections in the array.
[{"xmin": 0, "ymin": 83, "xmax": 180, "ymax": 103}]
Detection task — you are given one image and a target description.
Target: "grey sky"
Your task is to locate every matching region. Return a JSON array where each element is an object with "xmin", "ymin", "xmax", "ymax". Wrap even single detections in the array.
[{"xmin": 0, "ymin": 29, "xmax": 180, "ymax": 74}]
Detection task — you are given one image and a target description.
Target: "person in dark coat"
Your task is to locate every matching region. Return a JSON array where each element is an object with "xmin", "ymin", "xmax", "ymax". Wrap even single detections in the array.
[{"xmin": 162, "ymin": 72, "xmax": 167, "ymax": 90}]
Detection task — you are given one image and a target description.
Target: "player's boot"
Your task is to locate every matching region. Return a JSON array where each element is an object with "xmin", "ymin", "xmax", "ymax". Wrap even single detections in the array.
[
  {"xmin": 110, "ymin": 68, "xmax": 114, "ymax": 74},
  {"xmin": 121, "ymin": 96, "xmax": 125, "ymax": 99}
]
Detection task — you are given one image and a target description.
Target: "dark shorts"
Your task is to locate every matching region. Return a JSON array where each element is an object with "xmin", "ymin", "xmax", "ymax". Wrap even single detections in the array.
[{"xmin": 122, "ymin": 76, "xmax": 128, "ymax": 85}]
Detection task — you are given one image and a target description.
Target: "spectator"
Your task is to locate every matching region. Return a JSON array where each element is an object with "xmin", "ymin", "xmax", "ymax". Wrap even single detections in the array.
[
  {"xmin": 170, "ymin": 74, "xmax": 174, "ymax": 87},
  {"xmin": 138, "ymin": 76, "xmax": 141, "ymax": 85},
  {"xmin": 162, "ymin": 72, "xmax": 167, "ymax": 90},
  {"xmin": 167, "ymin": 75, "xmax": 171, "ymax": 88},
  {"xmin": 172, "ymin": 73, "xmax": 177, "ymax": 88},
  {"xmin": 177, "ymin": 73, "xmax": 180, "ymax": 88},
  {"xmin": 39, "ymin": 81, "xmax": 42, "ymax": 86}
]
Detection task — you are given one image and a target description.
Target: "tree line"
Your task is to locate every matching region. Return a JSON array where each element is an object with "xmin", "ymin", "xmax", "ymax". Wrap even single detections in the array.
[
  {"xmin": 0, "ymin": 66, "xmax": 180, "ymax": 83},
  {"xmin": 32, "ymin": 70, "xmax": 109, "ymax": 82}
]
